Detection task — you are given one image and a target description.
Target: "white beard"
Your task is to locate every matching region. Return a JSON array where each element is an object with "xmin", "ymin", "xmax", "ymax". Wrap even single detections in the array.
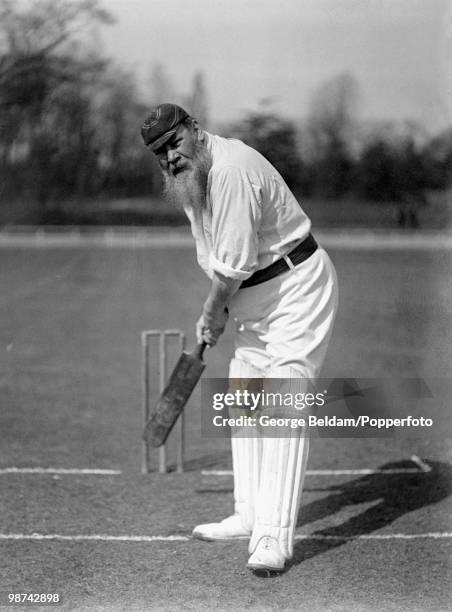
[{"xmin": 161, "ymin": 147, "xmax": 211, "ymax": 212}]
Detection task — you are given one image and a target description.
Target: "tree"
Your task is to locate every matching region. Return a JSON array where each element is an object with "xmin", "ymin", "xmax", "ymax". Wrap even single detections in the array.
[
  {"xmin": 0, "ymin": 0, "xmax": 114, "ymax": 205},
  {"xmin": 357, "ymin": 123, "xmax": 432, "ymax": 227},
  {"xmin": 358, "ymin": 138, "xmax": 397, "ymax": 201},
  {"xmin": 186, "ymin": 70, "xmax": 208, "ymax": 127},
  {"xmin": 96, "ymin": 66, "xmax": 160, "ymax": 197},
  {"xmin": 422, "ymin": 127, "xmax": 452, "ymax": 190},
  {"xmin": 227, "ymin": 108, "xmax": 305, "ymax": 192},
  {"xmin": 306, "ymin": 73, "xmax": 359, "ymax": 198},
  {"xmin": 148, "ymin": 61, "xmax": 174, "ymax": 105},
  {"xmin": 0, "ymin": 0, "xmax": 112, "ymax": 109}
]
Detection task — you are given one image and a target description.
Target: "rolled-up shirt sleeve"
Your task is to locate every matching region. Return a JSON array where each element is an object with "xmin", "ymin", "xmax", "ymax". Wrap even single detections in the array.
[{"xmin": 208, "ymin": 165, "xmax": 262, "ymax": 280}]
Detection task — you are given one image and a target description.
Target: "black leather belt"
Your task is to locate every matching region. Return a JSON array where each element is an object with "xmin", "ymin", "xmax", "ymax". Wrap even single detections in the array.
[{"xmin": 240, "ymin": 233, "xmax": 318, "ymax": 289}]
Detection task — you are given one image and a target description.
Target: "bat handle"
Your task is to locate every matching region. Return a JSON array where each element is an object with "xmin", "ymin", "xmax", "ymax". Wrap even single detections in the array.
[{"xmin": 193, "ymin": 341, "xmax": 207, "ymax": 360}]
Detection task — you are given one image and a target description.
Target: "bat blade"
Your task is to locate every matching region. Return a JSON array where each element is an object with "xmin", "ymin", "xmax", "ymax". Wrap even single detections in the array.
[{"xmin": 143, "ymin": 343, "xmax": 206, "ymax": 447}]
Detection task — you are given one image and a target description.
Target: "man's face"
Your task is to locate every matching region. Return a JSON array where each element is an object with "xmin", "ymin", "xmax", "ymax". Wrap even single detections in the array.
[
  {"xmin": 156, "ymin": 123, "xmax": 211, "ymax": 211},
  {"xmin": 154, "ymin": 124, "xmax": 198, "ymax": 176}
]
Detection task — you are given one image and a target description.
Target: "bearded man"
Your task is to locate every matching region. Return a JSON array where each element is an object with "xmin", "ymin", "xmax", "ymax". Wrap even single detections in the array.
[{"xmin": 141, "ymin": 103, "xmax": 338, "ymax": 574}]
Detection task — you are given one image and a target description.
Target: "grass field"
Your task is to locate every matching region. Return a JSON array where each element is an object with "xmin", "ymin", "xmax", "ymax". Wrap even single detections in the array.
[
  {"xmin": 0, "ymin": 235, "xmax": 451, "ymax": 611},
  {"xmin": 1, "ymin": 190, "xmax": 450, "ymax": 229}
]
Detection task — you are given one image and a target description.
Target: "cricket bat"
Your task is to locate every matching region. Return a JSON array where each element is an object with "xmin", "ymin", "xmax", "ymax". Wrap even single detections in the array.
[{"xmin": 143, "ymin": 342, "xmax": 207, "ymax": 447}]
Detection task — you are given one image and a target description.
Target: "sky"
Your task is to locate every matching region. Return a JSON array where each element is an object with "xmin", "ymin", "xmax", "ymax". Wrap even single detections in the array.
[{"xmin": 98, "ymin": 0, "xmax": 452, "ymax": 133}]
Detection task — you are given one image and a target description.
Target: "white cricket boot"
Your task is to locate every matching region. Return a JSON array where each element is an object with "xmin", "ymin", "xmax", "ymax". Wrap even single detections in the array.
[
  {"xmin": 247, "ymin": 536, "xmax": 286, "ymax": 572},
  {"xmin": 192, "ymin": 514, "xmax": 251, "ymax": 541}
]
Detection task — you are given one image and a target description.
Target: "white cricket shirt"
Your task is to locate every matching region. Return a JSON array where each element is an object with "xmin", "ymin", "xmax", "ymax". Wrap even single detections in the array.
[{"xmin": 184, "ymin": 132, "xmax": 312, "ymax": 281}]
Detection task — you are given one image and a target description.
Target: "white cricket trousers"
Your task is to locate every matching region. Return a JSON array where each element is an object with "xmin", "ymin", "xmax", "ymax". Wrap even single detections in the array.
[{"xmin": 227, "ymin": 246, "xmax": 338, "ymax": 558}]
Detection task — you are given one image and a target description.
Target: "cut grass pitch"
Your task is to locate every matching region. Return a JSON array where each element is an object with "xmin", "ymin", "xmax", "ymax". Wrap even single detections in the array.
[{"xmin": 0, "ymin": 243, "xmax": 451, "ymax": 610}]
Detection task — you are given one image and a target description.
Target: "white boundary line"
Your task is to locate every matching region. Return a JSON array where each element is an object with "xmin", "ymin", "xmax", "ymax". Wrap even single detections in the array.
[
  {"xmin": 0, "ymin": 468, "xmax": 121, "ymax": 475},
  {"xmin": 0, "ymin": 230, "xmax": 451, "ymax": 249},
  {"xmin": 0, "ymin": 533, "xmax": 450, "ymax": 542},
  {"xmin": 0, "ymin": 233, "xmax": 194, "ymax": 249}
]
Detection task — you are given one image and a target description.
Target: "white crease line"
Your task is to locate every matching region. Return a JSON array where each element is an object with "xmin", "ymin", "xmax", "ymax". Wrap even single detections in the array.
[
  {"xmin": 295, "ymin": 533, "xmax": 452, "ymax": 541},
  {"xmin": 0, "ymin": 466, "xmax": 430, "ymax": 477},
  {"xmin": 202, "ymin": 468, "xmax": 427, "ymax": 477},
  {"xmin": 0, "ymin": 534, "xmax": 188, "ymax": 542},
  {"xmin": 410, "ymin": 455, "xmax": 432, "ymax": 472},
  {"xmin": 0, "ymin": 468, "xmax": 122, "ymax": 475},
  {"xmin": 0, "ymin": 533, "xmax": 451, "ymax": 543}
]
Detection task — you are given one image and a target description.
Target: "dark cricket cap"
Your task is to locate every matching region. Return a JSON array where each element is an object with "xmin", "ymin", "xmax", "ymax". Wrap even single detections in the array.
[{"xmin": 141, "ymin": 103, "xmax": 189, "ymax": 151}]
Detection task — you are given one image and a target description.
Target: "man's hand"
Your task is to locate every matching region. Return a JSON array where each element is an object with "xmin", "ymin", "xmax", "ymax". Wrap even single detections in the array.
[{"xmin": 196, "ymin": 308, "xmax": 229, "ymax": 347}]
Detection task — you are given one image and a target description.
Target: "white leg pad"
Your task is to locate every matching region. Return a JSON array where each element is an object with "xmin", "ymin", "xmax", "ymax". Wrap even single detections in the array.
[
  {"xmin": 249, "ymin": 366, "xmax": 311, "ymax": 559},
  {"xmin": 229, "ymin": 357, "xmax": 264, "ymax": 532},
  {"xmin": 249, "ymin": 432, "xmax": 309, "ymax": 559}
]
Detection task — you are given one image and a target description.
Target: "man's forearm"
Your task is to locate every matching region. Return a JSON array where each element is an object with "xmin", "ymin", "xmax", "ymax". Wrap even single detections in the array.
[
  {"xmin": 196, "ymin": 273, "xmax": 241, "ymax": 346},
  {"xmin": 203, "ymin": 272, "xmax": 242, "ymax": 319}
]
